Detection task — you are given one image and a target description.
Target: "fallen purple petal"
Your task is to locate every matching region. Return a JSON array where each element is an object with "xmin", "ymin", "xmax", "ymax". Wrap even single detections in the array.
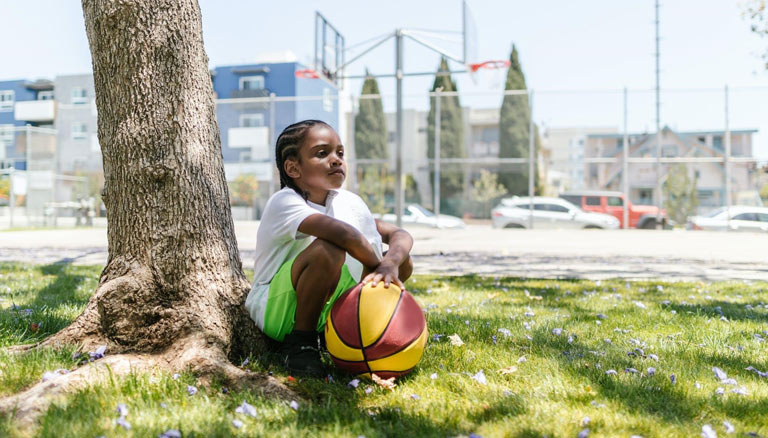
[
  {"xmin": 347, "ymin": 379, "xmax": 360, "ymax": 389},
  {"xmin": 186, "ymin": 385, "xmax": 197, "ymax": 396},
  {"xmin": 472, "ymin": 370, "xmax": 487, "ymax": 385},
  {"xmin": 158, "ymin": 429, "xmax": 181, "ymax": 438},
  {"xmin": 235, "ymin": 400, "xmax": 257, "ymax": 418},
  {"xmin": 578, "ymin": 428, "xmax": 590, "ymax": 438},
  {"xmin": 552, "ymin": 328, "xmax": 562, "ymax": 336},
  {"xmin": 606, "ymin": 369, "xmax": 617, "ymax": 375},
  {"xmin": 290, "ymin": 400, "xmax": 299, "ymax": 410},
  {"xmin": 723, "ymin": 420, "xmax": 734, "ymax": 434},
  {"xmin": 232, "ymin": 419, "xmax": 243, "ymax": 429},
  {"xmin": 410, "ymin": 394, "xmax": 421, "ymax": 400},
  {"xmin": 116, "ymin": 403, "xmax": 128, "ymax": 417},
  {"xmin": 701, "ymin": 424, "xmax": 716, "ymax": 438},
  {"xmin": 670, "ymin": 374, "xmax": 676, "ymax": 385},
  {"xmin": 116, "ymin": 417, "xmax": 131, "ymax": 430},
  {"xmin": 647, "ymin": 367, "xmax": 656, "ymax": 377},
  {"xmin": 430, "ymin": 373, "xmax": 438, "ymax": 380},
  {"xmin": 89, "ymin": 345, "xmax": 107, "ymax": 360}
]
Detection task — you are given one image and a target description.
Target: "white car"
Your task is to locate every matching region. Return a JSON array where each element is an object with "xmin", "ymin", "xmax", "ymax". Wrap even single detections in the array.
[
  {"xmin": 380, "ymin": 204, "xmax": 466, "ymax": 229},
  {"xmin": 686, "ymin": 206, "xmax": 768, "ymax": 232},
  {"xmin": 491, "ymin": 196, "xmax": 620, "ymax": 229}
]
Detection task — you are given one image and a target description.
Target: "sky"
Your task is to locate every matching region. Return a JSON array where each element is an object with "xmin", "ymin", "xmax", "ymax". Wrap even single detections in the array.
[{"xmin": 2, "ymin": 0, "xmax": 768, "ymax": 159}]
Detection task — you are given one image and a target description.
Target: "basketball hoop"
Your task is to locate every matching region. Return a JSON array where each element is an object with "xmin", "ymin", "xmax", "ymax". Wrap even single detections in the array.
[
  {"xmin": 467, "ymin": 60, "xmax": 510, "ymax": 87},
  {"xmin": 295, "ymin": 68, "xmax": 320, "ymax": 79},
  {"xmin": 467, "ymin": 60, "xmax": 510, "ymax": 72}
]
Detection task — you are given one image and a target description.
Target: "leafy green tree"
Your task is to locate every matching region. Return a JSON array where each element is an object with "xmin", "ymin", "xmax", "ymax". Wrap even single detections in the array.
[
  {"xmin": 471, "ymin": 169, "xmax": 508, "ymax": 218},
  {"xmin": 427, "ymin": 57, "xmax": 465, "ymax": 211},
  {"xmin": 663, "ymin": 164, "xmax": 699, "ymax": 225},
  {"xmin": 228, "ymin": 174, "xmax": 259, "ymax": 207},
  {"xmin": 760, "ymin": 182, "xmax": 768, "ymax": 205},
  {"xmin": 499, "ymin": 45, "xmax": 539, "ymax": 196},
  {"xmin": 354, "ymin": 72, "xmax": 388, "ymax": 160}
]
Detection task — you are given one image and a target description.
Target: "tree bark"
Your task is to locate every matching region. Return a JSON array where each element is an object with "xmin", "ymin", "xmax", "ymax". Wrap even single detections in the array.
[{"xmin": 36, "ymin": 0, "xmax": 271, "ymax": 372}]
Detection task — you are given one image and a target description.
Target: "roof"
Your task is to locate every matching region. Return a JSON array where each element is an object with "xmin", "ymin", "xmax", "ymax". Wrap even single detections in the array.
[{"xmin": 587, "ymin": 126, "xmax": 758, "ymax": 139}]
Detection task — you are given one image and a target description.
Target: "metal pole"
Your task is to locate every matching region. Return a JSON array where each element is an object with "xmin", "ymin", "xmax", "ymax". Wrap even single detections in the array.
[
  {"xmin": 654, "ymin": 0, "xmax": 662, "ymax": 229},
  {"xmin": 26, "ymin": 124, "xmax": 31, "ymax": 225},
  {"xmin": 433, "ymin": 87, "xmax": 442, "ymax": 223},
  {"xmin": 395, "ymin": 29, "xmax": 404, "ymax": 227},
  {"xmin": 623, "ymin": 87, "xmax": 629, "ymax": 230},
  {"xmin": 349, "ymin": 94, "xmax": 358, "ymax": 193},
  {"xmin": 528, "ymin": 89, "xmax": 535, "ymax": 229},
  {"xmin": 8, "ymin": 167, "xmax": 14, "ymax": 228},
  {"xmin": 268, "ymin": 93, "xmax": 276, "ymax": 196},
  {"xmin": 725, "ymin": 84, "xmax": 732, "ymax": 230}
]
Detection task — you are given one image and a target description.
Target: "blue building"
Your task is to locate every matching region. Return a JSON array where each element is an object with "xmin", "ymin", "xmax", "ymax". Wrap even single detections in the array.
[
  {"xmin": 0, "ymin": 79, "xmax": 55, "ymax": 169},
  {"xmin": 211, "ymin": 57, "xmax": 338, "ymax": 177}
]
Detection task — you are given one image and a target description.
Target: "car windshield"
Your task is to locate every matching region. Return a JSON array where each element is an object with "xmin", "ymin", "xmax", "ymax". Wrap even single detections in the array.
[
  {"xmin": 703, "ymin": 207, "xmax": 727, "ymax": 218},
  {"xmin": 409, "ymin": 204, "xmax": 435, "ymax": 217}
]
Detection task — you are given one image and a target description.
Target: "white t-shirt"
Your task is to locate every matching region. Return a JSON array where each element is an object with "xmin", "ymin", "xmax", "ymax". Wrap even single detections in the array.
[{"xmin": 245, "ymin": 187, "xmax": 383, "ymax": 329}]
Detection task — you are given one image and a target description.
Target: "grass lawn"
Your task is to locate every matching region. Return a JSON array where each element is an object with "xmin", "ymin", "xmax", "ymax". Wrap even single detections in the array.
[{"xmin": 0, "ymin": 262, "xmax": 767, "ymax": 437}]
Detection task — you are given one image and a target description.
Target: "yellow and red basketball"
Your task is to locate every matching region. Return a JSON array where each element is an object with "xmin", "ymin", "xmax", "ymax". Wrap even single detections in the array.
[{"xmin": 324, "ymin": 282, "xmax": 428, "ymax": 379}]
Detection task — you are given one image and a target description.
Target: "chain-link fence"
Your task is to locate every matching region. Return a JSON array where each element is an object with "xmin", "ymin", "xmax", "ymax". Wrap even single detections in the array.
[{"xmin": 3, "ymin": 86, "xmax": 765, "ymax": 231}]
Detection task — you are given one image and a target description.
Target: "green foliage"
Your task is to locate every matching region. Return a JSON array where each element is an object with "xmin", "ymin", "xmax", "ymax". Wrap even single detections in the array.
[
  {"xmin": 427, "ymin": 58, "xmax": 465, "ymax": 206},
  {"xmin": 357, "ymin": 169, "xmax": 421, "ymax": 215},
  {"xmin": 498, "ymin": 45, "xmax": 540, "ymax": 196},
  {"xmin": 3, "ymin": 263, "xmax": 768, "ymax": 436},
  {"xmin": 745, "ymin": 1, "xmax": 768, "ymax": 69},
  {"xmin": 760, "ymin": 182, "xmax": 768, "ymax": 205},
  {"xmin": 228, "ymin": 174, "xmax": 259, "ymax": 207},
  {"xmin": 354, "ymin": 73, "xmax": 388, "ymax": 160},
  {"xmin": 0, "ymin": 177, "xmax": 9, "ymax": 205},
  {"xmin": 663, "ymin": 164, "xmax": 699, "ymax": 225}
]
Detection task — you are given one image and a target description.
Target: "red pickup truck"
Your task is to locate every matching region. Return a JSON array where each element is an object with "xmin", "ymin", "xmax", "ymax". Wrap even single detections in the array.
[{"xmin": 560, "ymin": 191, "xmax": 668, "ymax": 229}]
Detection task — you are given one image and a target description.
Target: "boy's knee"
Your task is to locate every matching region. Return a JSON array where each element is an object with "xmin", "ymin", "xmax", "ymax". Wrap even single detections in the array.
[{"xmin": 311, "ymin": 238, "xmax": 346, "ymax": 269}]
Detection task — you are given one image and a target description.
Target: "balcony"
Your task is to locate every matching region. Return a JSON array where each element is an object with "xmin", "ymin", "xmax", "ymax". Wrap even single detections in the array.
[
  {"xmin": 14, "ymin": 100, "xmax": 55, "ymax": 122},
  {"xmin": 229, "ymin": 89, "xmax": 270, "ymax": 99}
]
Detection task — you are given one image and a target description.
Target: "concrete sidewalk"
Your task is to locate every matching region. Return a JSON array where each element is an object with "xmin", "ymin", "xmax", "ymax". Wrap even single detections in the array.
[{"xmin": 1, "ymin": 222, "xmax": 766, "ymax": 281}]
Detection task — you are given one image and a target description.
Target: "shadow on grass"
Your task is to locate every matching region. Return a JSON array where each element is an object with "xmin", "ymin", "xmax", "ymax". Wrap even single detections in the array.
[{"xmin": 666, "ymin": 300, "xmax": 768, "ymax": 324}]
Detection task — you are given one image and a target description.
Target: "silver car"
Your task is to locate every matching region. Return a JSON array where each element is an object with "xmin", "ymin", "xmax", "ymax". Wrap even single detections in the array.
[
  {"xmin": 687, "ymin": 206, "xmax": 768, "ymax": 232},
  {"xmin": 380, "ymin": 204, "xmax": 466, "ymax": 229},
  {"xmin": 491, "ymin": 196, "xmax": 620, "ymax": 229}
]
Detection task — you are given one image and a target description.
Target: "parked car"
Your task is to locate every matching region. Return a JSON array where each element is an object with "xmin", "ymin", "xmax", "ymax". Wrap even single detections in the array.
[
  {"xmin": 491, "ymin": 196, "xmax": 619, "ymax": 229},
  {"xmin": 686, "ymin": 206, "xmax": 768, "ymax": 232},
  {"xmin": 379, "ymin": 204, "xmax": 466, "ymax": 229},
  {"xmin": 559, "ymin": 191, "xmax": 668, "ymax": 229}
]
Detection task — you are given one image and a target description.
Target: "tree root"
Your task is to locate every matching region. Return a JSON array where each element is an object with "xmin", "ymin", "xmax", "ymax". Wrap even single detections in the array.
[{"xmin": 0, "ymin": 338, "xmax": 295, "ymax": 429}]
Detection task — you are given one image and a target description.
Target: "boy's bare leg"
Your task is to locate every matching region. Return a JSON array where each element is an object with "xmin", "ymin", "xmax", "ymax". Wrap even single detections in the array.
[{"xmin": 291, "ymin": 238, "xmax": 346, "ymax": 331}]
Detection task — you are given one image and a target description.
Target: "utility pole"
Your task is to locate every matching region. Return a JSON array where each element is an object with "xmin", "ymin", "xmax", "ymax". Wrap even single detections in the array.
[
  {"xmin": 433, "ymin": 87, "xmax": 442, "ymax": 223},
  {"xmin": 394, "ymin": 29, "xmax": 404, "ymax": 227},
  {"xmin": 623, "ymin": 87, "xmax": 629, "ymax": 230},
  {"xmin": 654, "ymin": 0, "xmax": 662, "ymax": 229}
]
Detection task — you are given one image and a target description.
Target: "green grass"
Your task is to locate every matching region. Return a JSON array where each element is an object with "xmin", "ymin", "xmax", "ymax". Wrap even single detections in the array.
[{"xmin": 1, "ymin": 262, "xmax": 767, "ymax": 437}]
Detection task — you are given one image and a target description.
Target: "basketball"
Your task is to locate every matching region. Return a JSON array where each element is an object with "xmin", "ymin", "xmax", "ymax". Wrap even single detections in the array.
[{"xmin": 324, "ymin": 282, "xmax": 428, "ymax": 379}]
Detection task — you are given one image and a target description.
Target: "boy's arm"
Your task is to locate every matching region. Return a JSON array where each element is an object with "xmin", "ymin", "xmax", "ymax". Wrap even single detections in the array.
[
  {"xmin": 362, "ymin": 219, "xmax": 413, "ymax": 288},
  {"xmin": 297, "ymin": 214, "xmax": 380, "ymax": 269}
]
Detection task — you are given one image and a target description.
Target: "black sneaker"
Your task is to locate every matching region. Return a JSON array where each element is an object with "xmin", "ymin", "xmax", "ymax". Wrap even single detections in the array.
[{"xmin": 278, "ymin": 330, "xmax": 325, "ymax": 377}]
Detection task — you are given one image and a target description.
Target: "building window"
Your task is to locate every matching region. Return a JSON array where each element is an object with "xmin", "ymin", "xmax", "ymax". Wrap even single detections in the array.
[
  {"xmin": 37, "ymin": 91, "xmax": 54, "ymax": 101},
  {"xmin": 323, "ymin": 88, "xmax": 333, "ymax": 112},
  {"xmin": 240, "ymin": 113, "xmax": 265, "ymax": 127},
  {"xmin": 72, "ymin": 87, "xmax": 88, "ymax": 105},
  {"xmin": 0, "ymin": 90, "xmax": 14, "ymax": 111},
  {"xmin": 0, "ymin": 124, "xmax": 14, "ymax": 147},
  {"xmin": 71, "ymin": 123, "xmax": 88, "ymax": 140},
  {"xmin": 712, "ymin": 136, "xmax": 723, "ymax": 151},
  {"xmin": 239, "ymin": 76, "xmax": 265, "ymax": 91}
]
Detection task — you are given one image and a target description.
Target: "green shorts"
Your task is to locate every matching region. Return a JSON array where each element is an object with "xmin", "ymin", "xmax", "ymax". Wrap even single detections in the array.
[{"xmin": 261, "ymin": 256, "xmax": 358, "ymax": 342}]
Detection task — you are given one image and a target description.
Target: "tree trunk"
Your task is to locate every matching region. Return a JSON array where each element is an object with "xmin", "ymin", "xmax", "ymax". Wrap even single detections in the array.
[
  {"xmin": 0, "ymin": 1, "xmax": 294, "ymax": 426},
  {"xmin": 45, "ymin": 0, "xmax": 264, "ymax": 366}
]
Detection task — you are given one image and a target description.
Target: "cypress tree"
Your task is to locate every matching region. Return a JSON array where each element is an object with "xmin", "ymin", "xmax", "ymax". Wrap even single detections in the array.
[
  {"xmin": 354, "ymin": 72, "xmax": 389, "ymax": 214},
  {"xmin": 427, "ymin": 57, "xmax": 465, "ymax": 212},
  {"xmin": 499, "ymin": 45, "xmax": 539, "ymax": 195},
  {"xmin": 354, "ymin": 71, "xmax": 388, "ymax": 159}
]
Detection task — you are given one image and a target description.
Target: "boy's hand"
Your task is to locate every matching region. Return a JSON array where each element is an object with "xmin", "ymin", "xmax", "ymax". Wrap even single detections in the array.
[{"xmin": 362, "ymin": 259, "xmax": 403, "ymax": 289}]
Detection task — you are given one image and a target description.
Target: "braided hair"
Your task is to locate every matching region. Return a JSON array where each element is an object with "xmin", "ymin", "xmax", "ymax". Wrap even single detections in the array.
[{"xmin": 275, "ymin": 120, "xmax": 331, "ymax": 200}]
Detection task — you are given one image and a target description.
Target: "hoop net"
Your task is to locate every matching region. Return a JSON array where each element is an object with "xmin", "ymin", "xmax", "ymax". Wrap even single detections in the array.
[
  {"xmin": 467, "ymin": 60, "xmax": 510, "ymax": 88},
  {"xmin": 295, "ymin": 68, "xmax": 320, "ymax": 79},
  {"xmin": 468, "ymin": 60, "xmax": 510, "ymax": 72}
]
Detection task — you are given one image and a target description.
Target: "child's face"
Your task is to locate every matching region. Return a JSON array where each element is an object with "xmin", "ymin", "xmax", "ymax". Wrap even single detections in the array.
[{"xmin": 286, "ymin": 124, "xmax": 346, "ymax": 200}]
